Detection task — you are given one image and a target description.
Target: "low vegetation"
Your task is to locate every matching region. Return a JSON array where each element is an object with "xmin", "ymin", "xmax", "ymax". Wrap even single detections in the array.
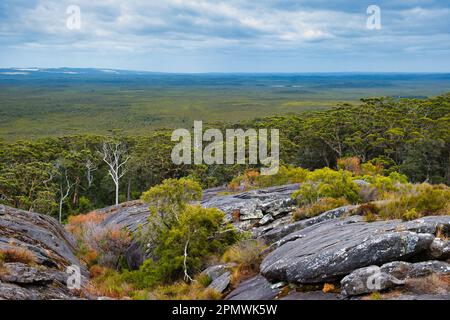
[{"xmin": 0, "ymin": 246, "xmax": 36, "ymax": 265}]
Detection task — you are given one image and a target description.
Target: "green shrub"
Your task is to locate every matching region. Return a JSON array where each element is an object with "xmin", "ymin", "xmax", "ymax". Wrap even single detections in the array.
[
  {"xmin": 140, "ymin": 178, "xmax": 203, "ymax": 244},
  {"xmin": 292, "ymin": 168, "xmax": 361, "ymax": 205},
  {"xmin": 77, "ymin": 196, "xmax": 94, "ymax": 213},
  {"xmin": 378, "ymin": 183, "xmax": 450, "ymax": 220},
  {"xmin": 356, "ymin": 172, "xmax": 408, "ymax": 195},
  {"xmin": 130, "ymin": 206, "xmax": 239, "ymax": 288}
]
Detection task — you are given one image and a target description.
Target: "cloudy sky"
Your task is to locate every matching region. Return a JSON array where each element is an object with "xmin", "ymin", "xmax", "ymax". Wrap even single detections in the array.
[{"xmin": 0, "ymin": 0, "xmax": 449, "ymax": 72}]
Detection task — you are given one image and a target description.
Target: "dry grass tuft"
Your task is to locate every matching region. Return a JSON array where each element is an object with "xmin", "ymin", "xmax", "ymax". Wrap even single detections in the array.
[{"xmin": 0, "ymin": 247, "xmax": 36, "ymax": 265}]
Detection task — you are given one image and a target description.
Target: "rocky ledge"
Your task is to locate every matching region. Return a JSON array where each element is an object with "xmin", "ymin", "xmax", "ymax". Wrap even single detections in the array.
[
  {"xmin": 260, "ymin": 215, "xmax": 450, "ymax": 284},
  {"xmin": 0, "ymin": 205, "xmax": 87, "ymax": 300}
]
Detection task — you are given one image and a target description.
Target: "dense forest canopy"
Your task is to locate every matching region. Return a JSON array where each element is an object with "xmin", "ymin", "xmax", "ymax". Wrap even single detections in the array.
[{"xmin": 0, "ymin": 93, "xmax": 449, "ymax": 220}]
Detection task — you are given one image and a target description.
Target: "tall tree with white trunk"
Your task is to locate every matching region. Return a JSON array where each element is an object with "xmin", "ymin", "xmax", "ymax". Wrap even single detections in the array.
[{"xmin": 100, "ymin": 141, "xmax": 130, "ymax": 205}]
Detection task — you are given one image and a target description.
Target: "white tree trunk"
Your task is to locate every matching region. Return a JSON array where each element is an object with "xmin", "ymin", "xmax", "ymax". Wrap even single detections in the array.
[
  {"xmin": 100, "ymin": 141, "xmax": 130, "ymax": 206},
  {"xmin": 115, "ymin": 182, "xmax": 119, "ymax": 205}
]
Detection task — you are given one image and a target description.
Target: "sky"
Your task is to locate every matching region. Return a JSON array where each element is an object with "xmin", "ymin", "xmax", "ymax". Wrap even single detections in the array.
[{"xmin": 0, "ymin": 0, "xmax": 449, "ymax": 72}]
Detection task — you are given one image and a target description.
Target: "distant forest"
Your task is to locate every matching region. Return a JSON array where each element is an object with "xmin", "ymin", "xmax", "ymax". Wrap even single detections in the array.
[{"xmin": 1, "ymin": 93, "xmax": 449, "ymax": 220}]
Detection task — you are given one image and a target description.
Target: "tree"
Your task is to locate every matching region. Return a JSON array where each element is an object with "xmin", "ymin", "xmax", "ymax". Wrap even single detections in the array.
[
  {"xmin": 85, "ymin": 158, "xmax": 97, "ymax": 188},
  {"xmin": 131, "ymin": 178, "xmax": 238, "ymax": 287},
  {"xmin": 99, "ymin": 141, "xmax": 130, "ymax": 205},
  {"xmin": 140, "ymin": 178, "xmax": 203, "ymax": 244}
]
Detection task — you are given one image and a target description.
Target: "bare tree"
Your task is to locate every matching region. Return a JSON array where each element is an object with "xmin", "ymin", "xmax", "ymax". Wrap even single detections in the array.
[
  {"xmin": 99, "ymin": 141, "xmax": 130, "ymax": 205},
  {"xmin": 58, "ymin": 171, "xmax": 73, "ymax": 223},
  {"xmin": 85, "ymin": 159, "xmax": 97, "ymax": 188}
]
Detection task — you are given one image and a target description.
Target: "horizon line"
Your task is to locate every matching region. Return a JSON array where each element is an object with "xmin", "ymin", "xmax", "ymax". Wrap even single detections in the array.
[{"xmin": 1, "ymin": 67, "xmax": 450, "ymax": 75}]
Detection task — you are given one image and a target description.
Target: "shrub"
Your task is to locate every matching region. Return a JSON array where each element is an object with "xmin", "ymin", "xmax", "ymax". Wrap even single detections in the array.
[
  {"xmin": 136, "ymin": 178, "xmax": 239, "ymax": 287},
  {"xmin": 370, "ymin": 292, "xmax": 382, "ymax": 300},
  {"xmin": 67, "ymin": 211, "xmax": 131, "ymax": 268},
  {"xmin": 0, "ymin": 247, "xmax": 36, "ymax": 265},
  {"xmin": 292, "ymin": 168, "xmax": 361, "ymax": 205},
  {"xmin": 361, "ymin": 162, "xmax": 384, "ymax": 176},
  {"xmin": 378, "ymin": 183, "xmax": 450, "ymax": 220},
  {"xmin": 228, "ymin": 166, "xmax": 308, "ymax": 191},
  {"xmin": 222, "ymin": 239, "xmax": 265, "ymax": 285},
  {"xmin": 353, "ymin": 202, "xmax": 380, "ymax": 222},
  {"xmin": 293, "ymin": 197, "xmax": 349, "ymax": 221},
  {"xmin": 196, "ymin": 273, "xmax": 213, "ymax": 288},
  {"xmin": 89, "ymin": 268, "xmax": 134, "ymax": 299},
  {"xmin": 140, "ymin": 178, "xmax": 203, "ymax": 244},
  {"xmin": 67, "ymin": 212, "xmax": 106, "ymax": 237},
  {"xmin": 131, "ymin": 205, "xmax": 239, "ymax": 288},
  {"xmin": 77, "ymin": 196, "xmax": 94, "ymax": 213},
  {"xmin": 149, "ymin": 281, "xmax": 222, "ymax": 300},
  {"xmin": 322, "ymin": 283, "xmax": 338, "ymax": 294},
  {"xmin": 356, "ymin": 172, "xmax": 408, "ymax": 196},
  {"xmin": 337, "ymin": 157, "xmax": 361, "ymax": 175}
]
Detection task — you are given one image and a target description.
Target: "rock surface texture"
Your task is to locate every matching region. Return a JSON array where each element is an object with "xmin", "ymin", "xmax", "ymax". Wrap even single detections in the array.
[
  {"xmin": 0, "ymin": 205, "xmax": 87, "ymax": 300},
  {"xmin": 226, "ymin": 275, "xmax": 281, "ymax": 300},
  {"xmin": 100, "ymin": 184, "xmax": 301, "ymax": 269},
  {"xmin": 341, "ymin": 260, "xmax": 450, "ymax": 297},
  {"xmin": 260, "ymin": 216, "xmax": 450, "ymax": 284}
]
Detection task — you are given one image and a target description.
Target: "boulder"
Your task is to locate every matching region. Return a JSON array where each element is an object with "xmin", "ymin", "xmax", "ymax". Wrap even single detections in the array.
[
  {"xmin": 202, "ymin": 264, "xmax": 229, "ymax": 281},
  {"xmin": 260, "ymin": 216, "xmax": 450, "ymax": 284},
  {"xmin": 340, "ymin": 266, "xmax": 404, "ymax": 297},
  {"xmin": 341, "ymin": 260, "xmax": 450, "ymax": 297},
  {"xmin": 407, "ymin": 261, "xmax": 450, "ymax": 278},
  {"xmin": 0, "ymin": 205, "xmax": 88, "ymax": 300},
  {"xmin": 429, "ymin": 238, "xmax": 450, "ymax": 260},
  {"xmin": 226, "ymin": 275, "xmax": 280, "ymax": 300}
]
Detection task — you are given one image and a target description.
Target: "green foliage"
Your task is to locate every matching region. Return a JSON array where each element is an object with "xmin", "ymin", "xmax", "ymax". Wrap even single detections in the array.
[
  {"xmin": 129, "ymin": 178, "xmax": 239, "ymax": 288},
  {"xmin": 292, "ymin": 168, "xmax": 361, "ymax": 205},
  {"xmin": 76, "ymin": 196, "xmax": 94, "ymax": 213},
  {"xmin": 130, "ymin": 205, "xmax": 239, "ymax": 288},
  {"xmin": 356, "ymin": 172, "xmax": 408, "ymax": 196},
  {"xmin": 140, "ymin": 178, "xmax": 203, "ymax": 243},
  {"xmin": 378, "ymin": 183, "xmax": 450, "ymax": 220},
  {"xmin": 0, "ymin": 161, "xmax": 58, "ymax": 213}
]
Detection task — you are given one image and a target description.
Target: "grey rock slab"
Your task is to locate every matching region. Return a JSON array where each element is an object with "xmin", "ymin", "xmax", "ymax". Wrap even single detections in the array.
[
  {"xmin": 0, "ymin": 205, "xmax": 88, "ymax": 300},
  {"xmin": 202, "ymin": 184, "xmax": 299, "ymax": 223},
  {"xmin": 208, "ymin": 272, "xmax": 231, "ymax": 293},
  {"xmin": 429, "ymin": 238, "xmax": 450, "ymax": 260},
  {"xmin": 258, "ymin": 205, "xmax": 359, "ymax": 244},
  {"xmin": 261, "ymin": 216, "xmax": 442, "ymax": 284},
  {"xmin": 259, "ymin": 214, "xmax": 274, "ymax": 226},
  {"xmin": 226, "ymin": 275, "xmax": 280, "ymax": 300},
  {"xmin": 340, "ymin": 266, "xmax": 404, "ymax": 297},
  {"xmin": 202, "ymin": 264, "xmax": 229, "ymax": 281},
  {"xmin": 341, "ymin": 260, "xmax": 450, "ymax": 297}
]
